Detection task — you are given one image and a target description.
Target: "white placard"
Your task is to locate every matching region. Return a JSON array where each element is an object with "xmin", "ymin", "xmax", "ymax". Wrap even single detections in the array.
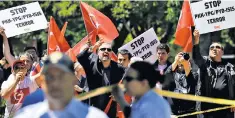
[
  {"xmin": 190, "ymin": 0, "xmax": 235, "ymax": 34},
  {"xmin": 118, "ymin": 28, "xmax": 160, "ymax": 64},
  {"xmin": 0, "ymin": 2, "xmax": 48, "ymax": 37}
]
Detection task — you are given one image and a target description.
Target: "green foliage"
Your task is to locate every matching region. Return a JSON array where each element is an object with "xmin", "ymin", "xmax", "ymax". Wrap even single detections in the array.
[{"xmin": 0, "ymin": 1, "xmax": 234, "ymax": 56}]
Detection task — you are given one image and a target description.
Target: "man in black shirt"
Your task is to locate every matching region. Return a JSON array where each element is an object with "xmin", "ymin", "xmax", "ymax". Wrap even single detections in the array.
[
  {"xmin": 77, "ymin": 40, "xmax": 125, "ymax": 118},
  {"xmin": 193, "ymin": 30, "xmax": 235, "ymax": 118}
]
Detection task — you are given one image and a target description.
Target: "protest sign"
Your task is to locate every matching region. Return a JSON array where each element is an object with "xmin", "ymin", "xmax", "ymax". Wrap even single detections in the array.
[
  {"xmin": 0, "ymin": 2, "xmax": 47, "ymax": 37},
  {"xmin": 190, "ymin": 0, "xmax": 235, "ymax": 34},
  {"xmin": 118, "ymin": 28, "xmax": 160, "ymax": 64}
]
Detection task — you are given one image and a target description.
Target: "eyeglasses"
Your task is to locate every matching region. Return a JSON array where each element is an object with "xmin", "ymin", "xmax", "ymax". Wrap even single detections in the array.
[
  {"xmin": 99, "ymin": 48, "xmax": 112, "ymax": 52},
  {"xmin": 210, "ymin": 45, "xmax": 223, "ymax": 50}
]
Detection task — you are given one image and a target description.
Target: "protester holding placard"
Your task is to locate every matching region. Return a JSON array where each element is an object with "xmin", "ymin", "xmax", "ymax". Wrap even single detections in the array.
[{"xmin": 193, "ymin": 30, "xmax": 235, "ymax": 118}]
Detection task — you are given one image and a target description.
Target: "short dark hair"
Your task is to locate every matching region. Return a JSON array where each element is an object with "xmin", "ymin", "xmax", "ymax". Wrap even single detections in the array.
[
  {"xmin": 24, "ymin": 46, "xmax": 37, "ymax": 53},
  {"xmin": 118, "ymin": 49, "xmax": 132, "ymax": 60},
  {"xmin": 126, "ymin": 61, "xmax": 163, "ymax": 88},
  {"xmin": 156, "ymin": 43, "xmax": 170, "ymax": 53}
]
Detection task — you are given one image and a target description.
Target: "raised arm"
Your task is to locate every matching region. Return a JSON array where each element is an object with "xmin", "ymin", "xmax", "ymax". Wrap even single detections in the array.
[
  {"xmin": 0, "ymin": 27, "xmax": 16, "ymax": 66},
  {"xmin": 192, "ymin": 30, "xmax": 206, "ymax": 67},
  {"xmin": 1, "ymin": 73, "xmax": 23, "ymax": 99}
]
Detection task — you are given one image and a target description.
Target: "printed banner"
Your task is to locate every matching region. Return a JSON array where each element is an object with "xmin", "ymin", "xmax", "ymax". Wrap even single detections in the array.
[
  {"xmin": 118, "ymin": 28, "xmax": 160, "ymax": 64},
  {"xmin": 0, "ymin": 2, "xmax": 47, "ymax": 37},
  {"xmin": 190, "ymin": 0, "xmax": 235, "ymax": 34}
]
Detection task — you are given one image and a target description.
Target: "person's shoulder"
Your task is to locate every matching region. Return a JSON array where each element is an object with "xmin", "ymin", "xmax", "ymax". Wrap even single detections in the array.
[
  {"xmin": 14, "ymin": 101, "xmax": 47, "ymax": 118},
  {"xmin": 86, "ymin": 106, "xmax": 108, "ymax": 118}
]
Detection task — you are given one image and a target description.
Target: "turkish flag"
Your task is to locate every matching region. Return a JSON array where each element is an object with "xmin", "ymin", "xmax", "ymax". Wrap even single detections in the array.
[
  {"xmin": 174, "ymin": 0, "xmax": 194, "ymax": 52},
  {"xmin": 80, "ymin": 2, "xmax": 119, "ymax": 42},
  {"xmin": 47, "ymin": 17, "xmax": 70, "ymax": 55},
  {"xmin": 58, "ymin": 22, "xmax": 70, "ymax": 51},
  {"xmin": 47, "ymin": 29, "xmax": 60, "ymax": 54}
]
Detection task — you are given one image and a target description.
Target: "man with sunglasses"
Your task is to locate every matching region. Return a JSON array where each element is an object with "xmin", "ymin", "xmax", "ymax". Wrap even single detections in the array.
[
  {"xmin": 193, "ymin": 30, "xmax": 235, "ymax": 118},
  {"xmin": 111, "ymin": 61, "xmax": 171, "ymax": 118},
  {"xmin": 77, "ymin": 40, "xmax": 125, "ymax": 118},
  {"xmin": 1, "ymin": 60, "xmax": 39, "ymax": 118}
]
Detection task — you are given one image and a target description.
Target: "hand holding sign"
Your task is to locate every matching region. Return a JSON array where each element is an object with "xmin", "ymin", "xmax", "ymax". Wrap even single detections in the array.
[
  {"xmin": 0, "ymin": 26, "xmax": 7, "ymax": 38},
  {"xmin": 193, "ymin": 30, "xmax": 200, "ymax": 45}
]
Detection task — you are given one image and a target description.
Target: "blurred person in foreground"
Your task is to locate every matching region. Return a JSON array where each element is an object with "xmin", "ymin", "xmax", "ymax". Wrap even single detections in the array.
[
  {"xmin": 14, "ymin": 52, "xmax": 108, "ymax": 118},
  {"xmin": 111, "ymin": 61, "xmax": 171, "ymax": 118}
]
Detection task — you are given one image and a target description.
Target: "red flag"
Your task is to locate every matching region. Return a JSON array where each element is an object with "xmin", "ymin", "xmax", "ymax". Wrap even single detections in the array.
[
  {"xmin": 58, "ymin": 22, "xmax": 70, "ymax": 51},
  {"xmin": 47, "ymin": 20, "xmax": 60, "ymax": 55},
  {"xmin": 47, "ymin": 17, "xmax": 70, "ymax": 54},
  {"xmin": 80, "ymin": 2, "xmax": 119, "ymax": 42},
  {"xmin": 66, "ymin": 48, "xmax": 77, "ymax": 62},
  {"xmin": 174, "ymin": 0, "xmax": 194, "ymax": 52}
]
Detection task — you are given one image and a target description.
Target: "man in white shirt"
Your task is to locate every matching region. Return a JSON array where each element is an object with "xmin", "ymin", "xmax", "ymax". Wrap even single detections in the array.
[
  {"xmin": 14, "ymin": 52, "xmax": 108, "ymax": 118},
  {"xmin": 1, "ymin": 60, "xmax": 39, "ymax": 118}
]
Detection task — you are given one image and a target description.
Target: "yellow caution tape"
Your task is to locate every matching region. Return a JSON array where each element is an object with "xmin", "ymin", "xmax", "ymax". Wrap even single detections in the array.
[
  {"xmin": 154, "ymin": 89, "xmax": 235, "ymax": 106},
  {"xmin": 76, "ymin": 84, "xmax": 235, "ymax": 117},
  {"xmin": 176, "ymin": 106, "xmax": 235, "ymax": 118}
]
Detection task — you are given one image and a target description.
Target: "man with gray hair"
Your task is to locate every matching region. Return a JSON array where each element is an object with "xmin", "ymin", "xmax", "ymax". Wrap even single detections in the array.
[
  {"xmin": 14, "ymin": 52, "xmax": 108, "ymax": 118},
  {"xmin": 77, "ymin": 40, "xmax": 125, "ymax": 118}
]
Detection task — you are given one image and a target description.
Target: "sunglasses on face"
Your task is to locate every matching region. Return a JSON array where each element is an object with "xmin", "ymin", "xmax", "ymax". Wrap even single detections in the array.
[
  {"xmin": 210, "ymin": 45, "xmax": 223, "ymax": 50},
  {"xmin": 99, "ymin": 48, "xmax": 112, "ymax": 52}
]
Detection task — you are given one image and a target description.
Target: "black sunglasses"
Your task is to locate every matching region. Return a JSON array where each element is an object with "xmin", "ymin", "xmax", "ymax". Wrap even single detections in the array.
[
  {"xmin": 99, "ymin": 48, "xmax": 112, "ymax": 52},
  {"xmin": 210, "ymin": 45, "xmax": 223, "ymax": 50}
]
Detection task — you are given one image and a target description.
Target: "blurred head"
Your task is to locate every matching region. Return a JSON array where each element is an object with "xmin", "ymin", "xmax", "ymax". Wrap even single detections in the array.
[
  {"xmin": 98, "ymin": 43, "xmax": 112, "ymax": 62},
  {"xmin": 24, "ymin": 47, "xmax": 38, "ymax": 62},
  {"xmin": 209, "ymin": 42, "xmax": 223, "ymax": 61},
  {"xmin": 128, "ymin": 57, "xmax": 143, "ymax": 67},
  {"xmin": 42, "ymin": 52, "xmax": 76, "ymax": 103},
  {"xmin": 123, "ymin": 61, "xmax": 162, "ymax": 97},
  {"xmin": 117, "ymin": 49, "xmax": 132, "ymax": 68},
  {"xmin": 156, "ymin": 44, "xmax": 170, "ymax": 64},
  {"xmin": 19, "ymin": 53, "xmax": 34, "ymax": 71},
  {"xmin": 12, "ymin": 60, "xmax": 27, "ymax": 76},
  {"xmin": 74, "ymin": 61, "xmax": 86, "ymax": 79}
]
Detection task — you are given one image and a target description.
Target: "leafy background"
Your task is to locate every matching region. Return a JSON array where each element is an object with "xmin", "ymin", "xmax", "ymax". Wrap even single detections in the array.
[
  {"xmin": 0, "ymin": 1, "xmax": 235, "ymax": 116},
  {"xmin": 0, "ymin": 1, "xmax": 234, "ymax": 63}
]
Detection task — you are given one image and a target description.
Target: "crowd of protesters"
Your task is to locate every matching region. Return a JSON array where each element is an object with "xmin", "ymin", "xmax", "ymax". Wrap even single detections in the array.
[{"xmin": 0, "ymin": 24, "xmax": 234, "ymax": 118}]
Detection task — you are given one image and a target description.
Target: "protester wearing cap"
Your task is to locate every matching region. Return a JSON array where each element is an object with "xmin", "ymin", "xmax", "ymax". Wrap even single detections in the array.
[
  {"xmin": 14, "ymin": 52, "xmax": 108, "ymax": 118},
  {"xmin": 77, "ymin": 40, "xmax": 125, "ymax": 117},
  {"xmin": 1, "ymin": 60, "xmax": 39, "ymax": 118},
  {"xmin": 111, "ymin": 61, "xmax": 171, "ymax": 118}
]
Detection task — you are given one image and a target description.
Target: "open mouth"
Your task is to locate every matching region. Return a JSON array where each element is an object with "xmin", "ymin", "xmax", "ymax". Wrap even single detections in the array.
[{"xmin": 103, "ymin": 53, "xmax": 109, "ymax": 57}]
